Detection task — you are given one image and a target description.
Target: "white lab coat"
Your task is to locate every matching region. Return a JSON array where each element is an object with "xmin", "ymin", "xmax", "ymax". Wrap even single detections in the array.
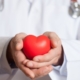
[{"xmin": 0, "ymin": 0, "xmax": 80, "ymax": 80}]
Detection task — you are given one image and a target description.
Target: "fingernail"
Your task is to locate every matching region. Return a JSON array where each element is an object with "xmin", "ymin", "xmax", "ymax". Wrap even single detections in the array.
[
  {"xmin": 27, "ymin": 62, "xmax": 33, "ymax": 67},
  {"xmin": 22, "ymin": 60, "xmax": 28, "ymax": 65},
  {"xmin": 31, "ymin": 74, "xmax": 35, "ymax": 79},
  {"xmin": 34, "ymin": 58, "xmax": 39, "ymax": 62}
]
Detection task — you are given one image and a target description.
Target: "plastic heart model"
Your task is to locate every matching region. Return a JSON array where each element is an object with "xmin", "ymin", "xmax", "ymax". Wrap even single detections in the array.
[{"xmin": 23, "ymin": 35, "xmax": 50, "ymax": 60}]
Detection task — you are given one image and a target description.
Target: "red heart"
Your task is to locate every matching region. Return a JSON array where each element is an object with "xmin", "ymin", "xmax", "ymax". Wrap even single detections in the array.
[{"xmin": 23, "ymin": 35, "xmax": 50, "ymax": 60}]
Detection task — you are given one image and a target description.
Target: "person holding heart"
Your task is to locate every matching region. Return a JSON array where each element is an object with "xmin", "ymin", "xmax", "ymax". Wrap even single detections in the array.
[
  {"xmin": 0, "ymin": 0, "xmax": 80, "ymax": 80},
  {"xmin": 7, "ymin": 32, "xmax": 63, "ymax": 79}
]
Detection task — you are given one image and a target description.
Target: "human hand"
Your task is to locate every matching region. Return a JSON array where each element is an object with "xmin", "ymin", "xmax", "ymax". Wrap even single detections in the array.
[
  {"xmin": 6, "ymin": 33, "xmax": 53, "ymax": 79},
  {"xmin": 23, "ymin": 32, "xmax": 63, "ymax": 69}
]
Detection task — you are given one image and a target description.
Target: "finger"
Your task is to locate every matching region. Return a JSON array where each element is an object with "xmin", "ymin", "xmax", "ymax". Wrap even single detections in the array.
[
  {"xmin": 19, "ymin": 64, "xmax": 35, "ymax": 79},
  {"xmin": 14, "ymin": 33, "xmax": 27, "ymax": 40},
  {"xmin": 32, "ymin": 65, "xmax": 53, "ymax": 79},
  {"xmin": 26, "ymin": 56, "xmax": 59, "ymax": 68},
  {"xmin": 22, "ymin": 59, "xmax": 29, "ymax": 65},
  {"xmin": 13, "ymin": 50, "xmax": 29, "ymax": 65},
  {"xmin": 12, "ymin": 33, "xmax": 26, "ymax": 50},
  {"xmin": 26, "ymin": 60, "xmax": 49, "ymax": 68},
  {"xmin": 14, "ymin": 39, "xmax": 23, "ymax": 50},
  {"xmin": 33, "ymin": 49, "xmax": 58, "ymax": 62},
  {"xmin": 43, "ymin": 32, "xmax": 59, "ymax": 48},
  {"xmin": 13, "ymin": 51, "xmax": 35, "ymax": 78}
]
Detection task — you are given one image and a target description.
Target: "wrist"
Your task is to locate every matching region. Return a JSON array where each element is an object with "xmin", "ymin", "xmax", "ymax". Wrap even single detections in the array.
[
  {"xmin": 6, "ymin": 39, "xmax": 14, "ymax": 63},
  {"xmin": 54, "ymin": 45, "xmax": 64, "ymax": 66},
  {"xmin": 58, "ymin": 45, "xmax": 64, "ymax": 66}
]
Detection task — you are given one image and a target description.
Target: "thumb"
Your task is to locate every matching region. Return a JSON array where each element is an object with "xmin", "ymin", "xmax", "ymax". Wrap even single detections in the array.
[
  {"xmin": 43, "ymin": 32, "xmax": 58, "ymax": 48},
  {"xmin": 50, "ymin": 39, "xmax": 58, "ymax": 48},
  {"xmin": 15, "ymin": 39, "xmax": 23, "ymax": 50},
  {"xmin": 13, "ymin": 33, "xmax": 27, "ymax": 50}
]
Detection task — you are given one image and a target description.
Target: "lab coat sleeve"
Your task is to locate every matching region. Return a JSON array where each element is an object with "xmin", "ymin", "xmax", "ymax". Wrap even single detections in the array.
[
  {"xmin": 53, "ymin": 53, "xmax": 67, "ymax": 76},
  {"xmin": 0, "ymin": 37, "xmax": 12, "ymax": 74}
]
